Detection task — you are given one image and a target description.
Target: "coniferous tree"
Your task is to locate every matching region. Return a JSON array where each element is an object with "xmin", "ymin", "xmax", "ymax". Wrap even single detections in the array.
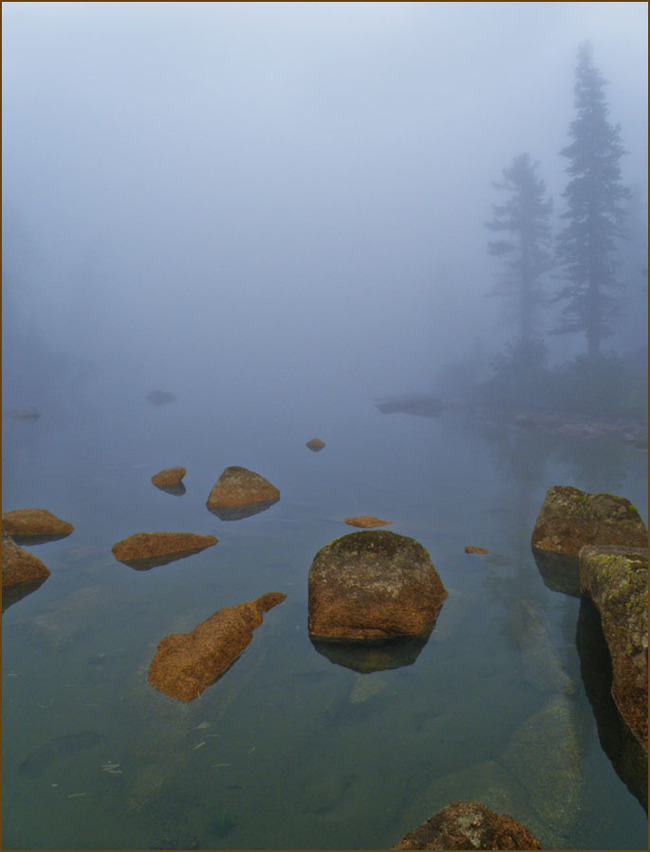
[
  {"xmin": 555, "ymin": 42, "xmax": 630, "ymax": 359},
  {"xmin": 486, "ymin": 152, "xmax": 554, "ymax": 361}
]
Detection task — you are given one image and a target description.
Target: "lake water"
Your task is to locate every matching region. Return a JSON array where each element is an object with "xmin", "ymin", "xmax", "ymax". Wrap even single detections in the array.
[{"xmin": 2, "ymin": 391, "xmax": 648, "ymax": 850}]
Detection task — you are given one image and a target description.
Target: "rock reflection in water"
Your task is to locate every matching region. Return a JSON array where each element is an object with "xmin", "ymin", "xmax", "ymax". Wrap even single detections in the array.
[
  {"xmin": 310, "ymin": 630, "xmax": 432, "ymax": 673},
  {"xmin": 532, "ymin": 548, "xmax": 581, "ymax": 597},
  {"xmin": 575, "ymin": 597, "xmax": 648, "ymax": 810},
  {"xmin": 207, "ymin": 497, "xmax": 280, "ymax": 521}
]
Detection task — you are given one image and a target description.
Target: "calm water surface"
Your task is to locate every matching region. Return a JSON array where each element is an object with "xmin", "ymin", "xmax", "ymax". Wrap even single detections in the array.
[{"xmin": 2, "ymin": 393, "xmax": 647, "ymax": 850}]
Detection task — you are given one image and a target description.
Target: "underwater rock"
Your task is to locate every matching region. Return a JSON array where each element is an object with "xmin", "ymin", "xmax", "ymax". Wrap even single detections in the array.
[
  {"xmin": 111, "ymin": 532, "xmax": 217, "ymax": 568},
  {"xmin": 344, "ymin": 516, "xmax": 392, "ymax": 528},
  {"xmin": 146, "ymin": 390, "xmax": 175, "ymax": 405},
  {"xmin": 2, "ymin": 508, "xmax": 74, "ymax": 543},
  {"xmin": 4, "ymin": 407, "xmax": 40, "ymax": 421},
  {"xmin": 510, "ymin": 599, "xmax": 574, "ymax": 694},
  {"xmin": 531, "ymin": 486, "xmax": 647, "ymax": 556},
  {"xmin": 151, "ymin": 467, "xmax": 187, "ymax": 489},
  {"xmin": 206, "ymin": 466, "xmax": 280, "ymax": 515},
  {"xmin": 502, "ymin": 694, "xmax": 584, "ymax": 836},
  {"xmin": 2, "ymin": 535, "xmax": 50, "ymax": 588},
  {"xmin": 306, "ymin": 438, "xmax": 325, "ymax": 451},
  {"xmin": 376, "ymin": 395, "xmax": 443, "ymax": 417},
  {"xmin": 578, "ymin": 545, "xmax": 648, "ymax": 751},
  {"xmin": 394, "ymin": 800, "xmax": 541, "ymax": 850},
  {"xmin": 148, "ymin": 592, "xmax": 286, "ymax": 701},
  {"xmin": 308, "ymin": 530, "xmax": 447, "ymax": 641}
]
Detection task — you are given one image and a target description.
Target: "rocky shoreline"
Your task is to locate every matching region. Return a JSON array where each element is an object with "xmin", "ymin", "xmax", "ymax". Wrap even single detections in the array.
[{"xmin": 375, "ymin": 395, "xmax": 648, "ymax": 449}]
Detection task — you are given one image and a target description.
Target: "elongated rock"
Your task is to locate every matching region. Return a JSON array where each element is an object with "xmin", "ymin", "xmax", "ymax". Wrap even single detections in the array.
[
  {"xmin": 2, "ymin": 509, "xmax": 74, "ymax": 541},
  {"xmin": 579, "ymin": 545, "xmax": 648, "ymax": 751},
  {"xmin": 148, "ymin": 592, "xmax": 286, "ymax": 701},
  {"xmin": 111, "ymin": 532, "xmax": 217, "ymax": 567}
]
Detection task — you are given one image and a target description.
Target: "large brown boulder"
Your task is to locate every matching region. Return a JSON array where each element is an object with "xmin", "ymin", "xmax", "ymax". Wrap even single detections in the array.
[
  {"xmin": 206, "ymin": 466, "xmax": 280, "ymax": 515},
  {"xmin": 151, "ymin": 466, "xmax": 186, "ymax": 488},
  {"xmin": 148, "ymin": 592, "xmax": 286, "ymax": 701},
  {"xmin": 2, "ymin": 508, "xmax": 74, "ymax": 542},
  {"xmin": 531, "ymin": 486, "xmax": 647, "ymax": 555},
  {"xmin": 579, "ymin": 545, "xmax": 648, "ymax": 751},
  {"xmin": 111, "ymin": 532, "xmax": 217, "ymax": 568},
  {"xmin": 393, "ymin": 801, "xmax": 541, "ymax": 850},
  {"xmin": 308, "ymin": 530, "xmax": 447, "ymax": 641},
  {"xmin": 2, "ymin": 535, "xmax": 50, "ymax": 587}
]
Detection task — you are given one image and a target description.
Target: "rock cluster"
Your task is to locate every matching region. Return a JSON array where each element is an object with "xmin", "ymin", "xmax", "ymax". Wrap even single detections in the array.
[
  {"xmin": 579, "ymin": 545, "xmax": 648, "ymax": 751},
  {"xmin": 111, "ymin": 532, "xmax": 218, "ymax": 568},
  {"xmin": 148, "ymin": 592, "xmax": 286, "ymax": 701},
  {"xmin": 308, "ymin": 530, "xmax": 447, "ymax": 641},
  {"xmin": 394, "ymin": 800, "xmax": 541, "ymax": 850},
  {"xmin": 531, "ymin": 485, "xmax": 647, "ymax": 555}
]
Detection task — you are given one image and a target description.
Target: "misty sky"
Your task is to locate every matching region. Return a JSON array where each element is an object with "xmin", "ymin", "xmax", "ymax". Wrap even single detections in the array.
[{"xmin": 2, "ymin": 2, "xmax": 648, "ymax": 405}]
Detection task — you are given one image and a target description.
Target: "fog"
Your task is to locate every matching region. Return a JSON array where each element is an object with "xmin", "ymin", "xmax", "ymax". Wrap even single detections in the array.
[{"xmin": 3, "ymin": 2, "xmax": 648, "ymax": 420}]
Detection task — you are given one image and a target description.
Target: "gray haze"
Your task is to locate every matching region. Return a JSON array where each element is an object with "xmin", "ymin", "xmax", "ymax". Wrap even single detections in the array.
[{"xmin": 3, "ymin": 2, "xmax": 648, "ymax": 417}]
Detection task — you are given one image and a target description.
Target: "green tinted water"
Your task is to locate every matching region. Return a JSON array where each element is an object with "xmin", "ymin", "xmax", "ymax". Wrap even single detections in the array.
[{"xmin": 2, "ymin": 399, "xmax": 647, "ymax": 849}]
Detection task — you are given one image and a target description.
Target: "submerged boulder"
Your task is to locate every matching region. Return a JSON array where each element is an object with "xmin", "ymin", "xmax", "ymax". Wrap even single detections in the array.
[
  {"xmin": 148, "ymin": 592, "xmax": 286, "ymax": 701},
  {"xmin": 151, "ymin": 467, "xmax": 187, "ymax": 489},
  {"xmin": 4, "ymin": 408, "xmax": 40, "ymax": 421},
  {"xmin": 111, "ymin": 532, "xmax": 217, "ymax": 569},
  {"xmin": 393, "ymin": 800, "xmax": 541, "ymax": 850},
  {"xmin": 2, "ymin": 509, "xmax": 74, "ymax": 543},
  {"xmin": 531, "ymin": 486, "xmax": 647, "ymax": 556},
  {"xmin": 146, "ymin": 390, "xmax": 175, "ymax": 405},
  {"xmin": 579, "ymin": 545, "xmax": 648, "ymax": 751},
  {"xmin": 308, "ymin": 530, "xmax": 447, "ymax": 641},
  {"xmin": 206, "ymin": 466, "xmax": 280, "ymax": 516},
  {"xmin": 2, "ymin": 535, "xmax": 50, "ymax": 588}
]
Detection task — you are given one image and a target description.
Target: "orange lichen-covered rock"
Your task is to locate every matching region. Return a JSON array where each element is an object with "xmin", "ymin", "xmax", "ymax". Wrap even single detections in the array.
[
  {"xmin": 2, "ymin": 509, "xmax": 74, "ymax": 542},
  {"xmin": 111, "ymin": 532, "xmax": 217, "ymax": 568},
  {"xmin": 148, "ymin": 592, "xmax": 286, "ymax": 701},
  {"xmin": 344, "ymin": 516, "xmax": 392, "ymax": 528},
  {"xmin": 306, "ymin": 438, "xmax": 325, "ymax": 451},
  {"xmin": 151, "ymin": 467, "xmax": 186, "ymax": 488},
  {"xmin": 308, "ymin": 530, "xmax": 447, "ymax": 641},
  {"xmin": 531, "ymin": 486, "xmax": 647, "ymax": 555},
  {"xmin": 465, "ymin": 545, "xmax": 489, "ymax": 554},
  {"xmin": 206, "ymin": 466, "xmax": 280, "ymax": 510},
  {"xmin": 393, "ymin": 801, "xmax": 541, "ymax": 850},
  {"xmin": 2, "ymin": 535, "xmax": 50, "ymax": 587}
]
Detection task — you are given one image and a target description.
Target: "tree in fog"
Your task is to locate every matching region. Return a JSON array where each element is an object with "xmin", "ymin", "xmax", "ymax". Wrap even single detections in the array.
[
  {"xmin": 485, "ymin": 152, "xmax": 554, "ymax": 386},
  {"xmin": 555, "ymin": 42, "xmax": 630, "ymax": 359}
]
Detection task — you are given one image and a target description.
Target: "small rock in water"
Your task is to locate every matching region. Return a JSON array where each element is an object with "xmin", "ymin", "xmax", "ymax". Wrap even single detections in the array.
[
  {"xmin": 344, "ymin": 516, "xmax": 392, "ymax": 528},
  {"xmin": 306, "ymin": 438, "xmax": 325, "ymax": 451},
  {"xmin": 465, "ymin": 545, "xmax": 489, "ymax": 554}
]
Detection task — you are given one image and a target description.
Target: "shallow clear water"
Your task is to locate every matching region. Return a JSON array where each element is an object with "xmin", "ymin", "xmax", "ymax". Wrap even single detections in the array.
[{"xmin": 2, "ymin": 394, "xmax": 647, "ymax": 850}]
